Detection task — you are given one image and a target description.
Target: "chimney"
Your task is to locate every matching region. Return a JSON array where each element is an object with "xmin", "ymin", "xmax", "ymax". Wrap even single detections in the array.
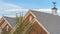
[{"xmin": 52, "ymin": 2, "xmax": 58, "ymax": 15}]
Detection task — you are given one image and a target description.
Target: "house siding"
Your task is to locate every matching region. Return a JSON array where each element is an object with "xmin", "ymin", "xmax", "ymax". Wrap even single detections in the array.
[
  {"xmin": 22, "ymin": 13, "xmax": 34, "ymax": 29},
  {"xmin": 0, "ymin": 18, "xmax": 5, "ymax": 26},
  {"xmin": 2, "ymin": 24, "xmax": 12, "ymax": 32},
  {"xmin": 0, "ymin": 18, "xmax": 12, "ymax": 32}
]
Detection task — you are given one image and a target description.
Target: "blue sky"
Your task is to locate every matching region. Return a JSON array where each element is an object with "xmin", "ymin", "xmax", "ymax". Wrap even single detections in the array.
[
  {"xmin": 3, "ymin": 0, "xmax": 60, "ymax": 9},
  {"xmin": 0, "ymin": 0, "xmax": 60, "ymax": 17}
]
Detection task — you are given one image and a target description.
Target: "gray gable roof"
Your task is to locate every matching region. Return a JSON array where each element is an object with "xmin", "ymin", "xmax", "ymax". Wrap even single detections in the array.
[
  {"xmin": 3, "ymin": 16, "xmax": 16, "ymax": 28},
  {"xmin": 30, "ymin": 10, "xmax": 60, "ymax": 34}
]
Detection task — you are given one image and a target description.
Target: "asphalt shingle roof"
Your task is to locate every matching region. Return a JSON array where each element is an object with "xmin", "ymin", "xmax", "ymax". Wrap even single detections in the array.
[
  {"xmin": 30, "ymin": 10, "xmax": 60, "ymax": 34},
  {"xmin": 3, "ymin": 16, "xmax": 16, "ymax": 28}
]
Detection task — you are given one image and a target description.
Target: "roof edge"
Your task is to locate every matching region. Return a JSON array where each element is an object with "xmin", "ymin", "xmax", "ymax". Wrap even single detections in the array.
[
  {"xmin": 23, "ymin": 9, "xmax": 36, "ymax": 20},
  {"xmin": 3, "ymin": 16, "xmax": 13, "ymax": 28}
]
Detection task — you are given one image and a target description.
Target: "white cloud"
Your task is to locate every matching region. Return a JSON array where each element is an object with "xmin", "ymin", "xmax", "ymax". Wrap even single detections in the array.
[
  {"xmin": 33, "ymin": 9, "xmax": 60, "ymax": 13},
  {"xmin": 5, "ymin": 9, "xmax": 28, "ymax": 12},
  {"xmin": 0, "ymin": 2, "xmax": 28, "ymax": 12},
  {"xmin": 32, "ymin": 9, "xmax": 60, "ymax": 16},
  {"xmin": 32, "ymin": 9, "xmax": 52, "ymax": 13},
  {"xmin": 0, "ymin": 1, "xmax": 23, "ymax": 18},
  {"xmin": 6, "ymin": 15, "xmax": 16, "ymax": 17},
  {"xmin": 5, "ymin": 9, "xmax": 21, "ymax": 12},
  {"xmin": 0, "ymin": 1, "xmax": 22, "ymax": 12},
  {"xmin": 0, "ymin": 1, "xmax": 60, "ymax": 18}
]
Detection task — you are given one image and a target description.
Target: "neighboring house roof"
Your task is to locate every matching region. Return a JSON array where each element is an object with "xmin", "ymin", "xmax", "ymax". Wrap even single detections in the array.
[
  {"xmin": 3, "ymin": 16, "xmax": 16, "ymax": 28},
  {"xmin": 30, "ymin": 10, "xmax": 60, "ymax": 34}
]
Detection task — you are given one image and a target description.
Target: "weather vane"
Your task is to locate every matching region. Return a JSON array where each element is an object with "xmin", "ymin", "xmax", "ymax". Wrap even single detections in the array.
[{"xmin": 52, "ymin": 2, "xmax": 56, "ymax": 7}]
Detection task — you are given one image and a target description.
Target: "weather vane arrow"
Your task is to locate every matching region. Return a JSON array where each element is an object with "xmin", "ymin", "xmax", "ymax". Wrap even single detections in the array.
[{"xmin": 52, "ymin": 2, "xmax": 56, "ymax": 7}]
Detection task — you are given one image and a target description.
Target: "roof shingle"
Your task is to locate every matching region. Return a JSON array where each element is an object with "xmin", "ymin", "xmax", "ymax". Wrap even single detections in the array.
[
  {"xmin": 3, "ymin": 16, "xmax": 16, "ymax": 28},
  {"xmin": 30, "ymin": 10, "xmax": 60, "ymax": 34}
]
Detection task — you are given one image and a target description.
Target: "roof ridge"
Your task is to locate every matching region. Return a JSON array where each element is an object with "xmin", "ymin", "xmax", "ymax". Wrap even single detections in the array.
[
  {"xmin": 3, "ymin": 16, "xmax": 16, "ymax": 19},
  {"xmin": 30, "ymin": 9, "xmax": 59, "ymax": 17}
]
